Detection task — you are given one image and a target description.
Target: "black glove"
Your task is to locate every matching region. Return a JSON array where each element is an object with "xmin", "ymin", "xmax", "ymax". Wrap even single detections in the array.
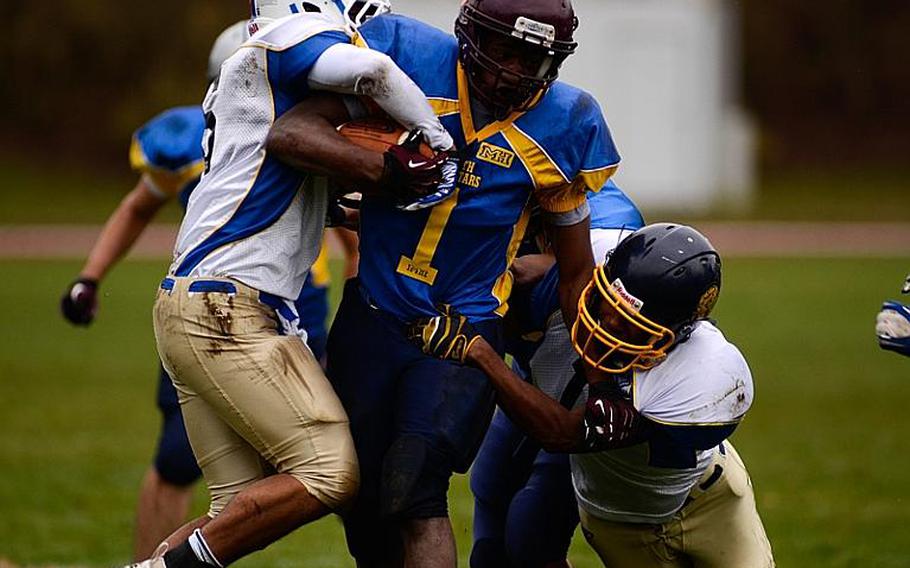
[
  {"xmin": 61, "ymin": 278, "xmax": 99, "ymax": 326},
  {"xmin": 407, "ymin": 304, "xmax": 481, "ymax": 364},
  {"xmin": 381, "ymin": 130, "xmax": 451, "ymax": 203},
  {"xmin": 582, "ymin": 380, "xmax": 649, "ymax": 451}
]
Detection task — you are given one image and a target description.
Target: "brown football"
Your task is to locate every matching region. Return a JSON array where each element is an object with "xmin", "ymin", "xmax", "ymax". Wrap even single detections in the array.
[{"xmin": 337, "ymin": 118, "xmax": 434, "ymax": 158}]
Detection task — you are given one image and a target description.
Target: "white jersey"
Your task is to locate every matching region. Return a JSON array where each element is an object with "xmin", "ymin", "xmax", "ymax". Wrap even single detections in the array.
[
  {"xmin": 571, "ymin": 321, "xmax": 754, "ymax": 524},
  {"xmin": 170, "ymin": 13, "xmax": 454, "ymax": 301},
  {"xmin": 171, "ymin": 14, "xmax": 349, "ymax": 300}
]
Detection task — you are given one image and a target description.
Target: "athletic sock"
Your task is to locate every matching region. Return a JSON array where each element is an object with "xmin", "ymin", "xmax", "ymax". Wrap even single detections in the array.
[
  {"xmin": 163, "ymin": 531, "xmax": 223, "ymax": 568},
  {"xmin": 188, "ymin": 529, "xmax": 224, "ymax": 567}
]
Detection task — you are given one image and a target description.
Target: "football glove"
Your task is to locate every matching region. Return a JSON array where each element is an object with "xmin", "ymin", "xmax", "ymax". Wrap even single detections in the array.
[
  {"xmin": 582, "ymin": 380, "xmax": 648, "ymax": 451},
  {"xmin": 407, "ymin": 304, "xmax": 481, "ymax": 364},
  {"xmin": 876, "ymin": 300, "xmax": 910, "ymax": 357},
  {"xmin": 326, "ymin": 193, "xmax": 362, "ymax": 229},
  {"xmin": 381, "ymin": 130, "xmax": 451, "ymax": 203},
  {"xmin": 61, "ymin": 278, "xmax": 99, "ymax": 326},
  {"xmin": 397, "ymin": 154, "xmax": 460, "ymax": 212}
]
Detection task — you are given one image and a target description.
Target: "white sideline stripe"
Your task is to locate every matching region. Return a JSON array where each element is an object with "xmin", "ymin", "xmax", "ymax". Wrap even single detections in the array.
[{"xmin": 0, "ymin": 223, "xmax": 908, "ymax": 259}]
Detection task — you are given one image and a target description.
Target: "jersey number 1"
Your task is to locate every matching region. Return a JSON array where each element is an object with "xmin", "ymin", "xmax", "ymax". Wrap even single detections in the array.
[{"xmin": 395, "ymin": 190, "xmax": 460, "ymax": 286}]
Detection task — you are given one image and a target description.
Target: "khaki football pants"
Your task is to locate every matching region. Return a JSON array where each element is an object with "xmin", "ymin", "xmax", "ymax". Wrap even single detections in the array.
[
  {"xmin": 580, "ymin": 442, "xmax": 775, "ymax": 568},
  {"xmin": 153, "ymin": 277, "xmax": 358, "ymax": 517}
]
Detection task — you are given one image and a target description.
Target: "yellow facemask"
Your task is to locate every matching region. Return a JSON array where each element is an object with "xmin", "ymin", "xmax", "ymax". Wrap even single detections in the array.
[{"xmin": 571, "ymin": 265, "xmax": 675, "ymax": 374}]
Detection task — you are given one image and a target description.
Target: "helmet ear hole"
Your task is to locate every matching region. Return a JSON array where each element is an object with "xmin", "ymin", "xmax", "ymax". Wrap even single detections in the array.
[
  {"xmin": 672, "ymin": 266, "xmax": 687, "ymax": 278},
  {"xmin": 300, "ymin": 2, "xmax": 323, "ymax": 12}
]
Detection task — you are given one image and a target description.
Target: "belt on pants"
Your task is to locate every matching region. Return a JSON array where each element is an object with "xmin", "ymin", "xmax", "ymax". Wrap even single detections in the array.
[{"xmin": 160, "ymin": 277, "xmax": 306, "ymax": 339}]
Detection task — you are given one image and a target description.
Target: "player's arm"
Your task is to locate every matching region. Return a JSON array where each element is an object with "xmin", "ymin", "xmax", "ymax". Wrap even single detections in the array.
[
  {"xmin": 307, "ymin": 43, "xmax": 453, "ymax": 150},
  {"xmin": 332, "ymin": 227, "xmax": 360, "ymax": 279},
  {"xmin": 61, "ymin": 178, "xmax": 167, "ymax": 325},
  {"xmin": 409, "ymin": 309, "xmax": 649, "ymax": 453},
  {"xmin": 510, "ymin": 253, "xmax": 555, "ymax": 289},
  {"xmin": 266, "ymin": 93, "xmax": 449, "ymax": 200},
  {"xmin": 266, "ymin": 93, "xmax": 384, "ymax": 185},
  {"xmin": 548, "ymin": 215, "xmax": 595, "ymax": 328},
  {"xmin": 468, "ymin": 337, "xmax": 586, "ymax": 453}
]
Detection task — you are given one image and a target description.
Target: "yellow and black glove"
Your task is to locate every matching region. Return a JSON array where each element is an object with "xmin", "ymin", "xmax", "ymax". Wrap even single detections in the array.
[{"xmin": 408, "ymin": 304, "xmax": 481, "ymax": 364}]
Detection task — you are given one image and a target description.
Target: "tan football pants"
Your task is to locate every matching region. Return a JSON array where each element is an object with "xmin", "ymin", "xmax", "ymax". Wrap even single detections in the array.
[
  {"xmin": 580, "ymin": 443, "xmax": 775, "ymax": 568},
  {"xmin": 153, "ymin": 277, "xmax": 358, "ymax": 517}
]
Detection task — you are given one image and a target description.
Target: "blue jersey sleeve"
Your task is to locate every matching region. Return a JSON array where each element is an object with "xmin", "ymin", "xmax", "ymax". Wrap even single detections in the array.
[
  {"xmin": 268, "ymin": 30, "xmax": 350, "ymax": 101},
  {"xmin": 588, "ymin": 180, "xmax": 644, "ymax": 231},
  {"xmin": 514, "ymin": 86, "xmax": 622, "ymax": 215},
  {"xmin": 129, "ymin": 106, "xmax": 206, "ymax": 200}
]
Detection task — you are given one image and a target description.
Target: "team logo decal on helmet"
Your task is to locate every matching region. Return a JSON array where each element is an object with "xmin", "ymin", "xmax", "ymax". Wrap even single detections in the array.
[
  {"xmin": 455, "ymin": 0, "xmax": 579, "ymax": 116},
  {"xmin": 572, "ymin": 223, "xmax": 722, "ymax": 374},
  {"xmin": 695, "ymin": 286, "xmax": 720, "ymax": 320}
]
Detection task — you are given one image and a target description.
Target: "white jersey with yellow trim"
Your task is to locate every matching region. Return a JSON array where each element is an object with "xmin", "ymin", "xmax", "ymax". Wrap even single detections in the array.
[{"xmin": 571, "ymin": 321, "xmax": 754, "ymax": 524}]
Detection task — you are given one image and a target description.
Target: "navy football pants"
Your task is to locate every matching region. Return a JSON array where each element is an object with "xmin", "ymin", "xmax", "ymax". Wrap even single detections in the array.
[
  {"xmin": 470, "ymin": 410, "xmax": 579, "ymax": 568},
  {"xmin": 327, "ymin": 279, "xmax": 503, "ymax": 562}
]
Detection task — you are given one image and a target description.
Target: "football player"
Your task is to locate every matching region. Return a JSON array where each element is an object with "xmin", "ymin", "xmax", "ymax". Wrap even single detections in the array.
[
  {"xmin": 875, "ymin": 273, "xmax": 910, "ymax": 357},
  {"xmin": 59, "ymin": 21, "xmax": 247, "ymax": 561},
  {"xmin": 133, "ymin": 1, "xmax": 459, "ymax": 567},
  {"xmin": 411, "ymin": 224, "xmax": 776, "ymax": 568},
  {"xmin": 470, "ymin": 183, "xmax": 643, "ymax": 568},
  {"xmin": 263, "ymin": 0, "xmax": 622, "ymax": 565}
]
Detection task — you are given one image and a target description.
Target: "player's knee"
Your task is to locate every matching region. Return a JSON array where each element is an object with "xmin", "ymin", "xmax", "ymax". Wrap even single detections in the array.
[
  {"xmin": 154, "ymin": 443, "xmax": 201, "ymax": 486},
  {"xmin": 287, "ymin": 442, "xmax": 360, "ymax": 511},
  {"xmin": 380, "ymin": 434, "xmax": 450, "ymax": 519}
]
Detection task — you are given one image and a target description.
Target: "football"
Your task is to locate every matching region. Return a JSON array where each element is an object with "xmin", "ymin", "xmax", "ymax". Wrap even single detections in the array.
[{"xmin": 337, "ymin": 117, "xmax": 434, "ymax": 158}]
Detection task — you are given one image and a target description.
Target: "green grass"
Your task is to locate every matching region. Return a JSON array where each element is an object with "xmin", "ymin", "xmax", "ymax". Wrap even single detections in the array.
[
  {"xmin": 2, "ymin": 158, "xmax": 909, "ymax": 224},
  {"xmin": 1, "ymin": 257, "xmax": 909, "ymax": 567},
  {"xmin": 0, "ymin": 159, "xmax": 183, "ymax": 225}
]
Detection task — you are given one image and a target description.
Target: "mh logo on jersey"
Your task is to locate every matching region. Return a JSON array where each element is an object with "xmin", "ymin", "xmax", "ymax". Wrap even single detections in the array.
[{"xmin": 476, "ymin": 142, "xmax": 515, "ymax": 169}]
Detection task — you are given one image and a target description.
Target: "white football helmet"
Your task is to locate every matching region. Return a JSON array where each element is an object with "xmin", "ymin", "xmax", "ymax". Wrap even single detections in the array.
[
  {"xmin": 207, "ymin": 21, "xmax": 250, "ymax": 82},
  {"xmin": 343, "ymin": 0, "xmax": 391, "ymax": 27},
  {"xmin": 250, "ymin": 0, "xmax": 389, "ymax": 30}
]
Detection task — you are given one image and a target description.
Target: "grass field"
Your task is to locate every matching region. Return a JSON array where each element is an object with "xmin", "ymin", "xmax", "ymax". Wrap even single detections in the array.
[
  {"xmin": 1, "ymin": 256, "xmax": 909, "ymax": 567},
  {"xmin": 3, "ymin": 158, "xmax": 910, "ymax": 224}
]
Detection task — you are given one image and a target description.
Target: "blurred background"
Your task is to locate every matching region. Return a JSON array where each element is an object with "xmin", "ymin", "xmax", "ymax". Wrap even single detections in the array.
[{"xmin": 1, "ymin": 1, "xmax": 908, "ymax": 567}]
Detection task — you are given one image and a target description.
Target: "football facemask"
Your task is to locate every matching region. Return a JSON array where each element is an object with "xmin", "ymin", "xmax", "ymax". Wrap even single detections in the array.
[
  {"xmin": 571, "ymin": 265, "xmax": 675, "ymax": 374},
  {"xmin": 250, "ymin": 0, "xmax": 345, "ymax": 28},
  {"xmin": 343, "ymin": 0, "xmax": 390, "ymax": 28}
]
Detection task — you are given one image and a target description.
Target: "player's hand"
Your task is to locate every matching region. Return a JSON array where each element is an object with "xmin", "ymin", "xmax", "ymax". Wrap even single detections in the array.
[
  {"xmin": 326, "ymin": 194, "xmax": 361, "ymax": 230},
  {"xmin": 876, "ymin": 301, "xmax": 910, "ymax": 357},
  {"xmin": 61, "ymin": 278, "xmax": 99, "ymax": 326},
  {"xmin": 407, "ymin": 304, "xmax": 482, "ymax": 364},
  {"xmin": 582, "ymin": 380, "xmax": 646, "ymax": 451},
  {"xmin": 397, "ymin": 154, "xmax": 460, "ymax": 211},
  {"xmin": 381, "ymin": 130, "xmax": 452, "ymax": 202}
]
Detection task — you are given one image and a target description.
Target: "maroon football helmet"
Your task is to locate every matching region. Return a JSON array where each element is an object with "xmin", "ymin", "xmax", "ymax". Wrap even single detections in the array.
[{"xmin": 455, "ymin": 0, "xmax": 578, "ymax": 116}]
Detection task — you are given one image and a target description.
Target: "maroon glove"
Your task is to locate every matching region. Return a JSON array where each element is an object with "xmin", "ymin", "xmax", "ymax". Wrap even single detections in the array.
[
  {"xmin": 582, "ymin": 380, "xmax": 650, "ymax": 451},
  {"xmin": 61, "ymin": 278, "xmax": 99, "ymax": 326},
  {"xmin": 381, "ymin": 130, "xmax": 451, "ymax": 202}
]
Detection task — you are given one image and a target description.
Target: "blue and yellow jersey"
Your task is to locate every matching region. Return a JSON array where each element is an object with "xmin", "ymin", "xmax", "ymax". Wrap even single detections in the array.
[
  {"xmin": 354, "ymin": 15, "xmax": 621, "ymax": 322},
  {"xmin": 129, "ymin": 106, "xmax": 207, "ymax": 209}
]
